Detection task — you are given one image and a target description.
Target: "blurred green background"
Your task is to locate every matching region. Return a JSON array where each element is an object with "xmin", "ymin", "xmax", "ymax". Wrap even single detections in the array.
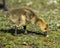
[{"xmin": 0, "ymin": 0, "xmax": 60, "ymax": 48}]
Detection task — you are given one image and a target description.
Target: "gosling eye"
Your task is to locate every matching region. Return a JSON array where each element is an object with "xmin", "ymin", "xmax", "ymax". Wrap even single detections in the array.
[{"xmin": 44, "ymin": 28, "xmax": 47, "ymax": 30}]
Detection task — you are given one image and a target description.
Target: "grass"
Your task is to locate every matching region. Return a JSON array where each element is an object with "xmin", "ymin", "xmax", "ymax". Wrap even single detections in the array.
[
  {"xmin": 0, "ymin": 31, "xmax": 60, "ymax": 48},
  {"xmin": 0, "ymin": 0, "xmax": 60, "ymax": 48}
]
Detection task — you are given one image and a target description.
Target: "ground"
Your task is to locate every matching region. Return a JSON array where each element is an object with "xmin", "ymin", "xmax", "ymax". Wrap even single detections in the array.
[{"xmin": 0, "ymin": 0, "xmax": 60, "ymax": 48}]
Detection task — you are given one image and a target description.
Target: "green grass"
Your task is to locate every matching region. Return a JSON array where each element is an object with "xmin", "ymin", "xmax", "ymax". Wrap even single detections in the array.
[
  {"xmin": 0, "ymin": 31, "xmax": 60, "ymax": 48},
  {"xmin": 0, "ymin": 0, "xmax": 60, "ymax": 48}
]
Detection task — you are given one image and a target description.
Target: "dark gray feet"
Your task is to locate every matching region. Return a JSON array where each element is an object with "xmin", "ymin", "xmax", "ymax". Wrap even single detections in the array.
[
  {"xmin": 23, "ymin": 25, "xmax": 28, "ymax": 34},
  {"xmin": 14, "ymin": 26, "xmax": 17, "ymax": 36},
  {"xmin": 3, "ymin": 0, "xmax": 8, "ymax": 11},
  {"xmin": 24, "ymin": 30, "xmax": 28, "ymax": 34},
  {"xmin": 3, "ymin": 7, "xmax": 8, "ymax": 11}
]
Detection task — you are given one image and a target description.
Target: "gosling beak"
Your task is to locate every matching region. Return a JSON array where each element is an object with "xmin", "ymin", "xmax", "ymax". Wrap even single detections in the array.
[
  {"xmin": 44, "ymin": 32, "xmax": 47, "ymax": 37},
  {"xmin": 44, "ymin": 32, "xmax": 49, "ymax": 37}
]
